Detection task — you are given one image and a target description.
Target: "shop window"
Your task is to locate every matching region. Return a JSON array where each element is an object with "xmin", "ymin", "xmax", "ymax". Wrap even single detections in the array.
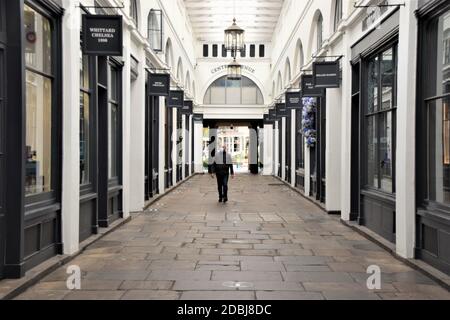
[
  {"xmin": 148, "ymin": 9, "xmax": 163, "ymax": 52},
  {"xmin": 79, "ymin": 53, "xmax": 91, "ymax": 185},
  {"xmin": 108, "ymin": 65, "xmax": 120, "ymax": 179},
  {"xmin": 364, "ymin": 45, "xmax": 397, "ymax": 193},
  {"xmin": 203, "ymin": 44, "xmax": 209, "ymax": 57},
  {"xmin": 24, "ymin": 5, "xmax": 53, "ymax": 195}
]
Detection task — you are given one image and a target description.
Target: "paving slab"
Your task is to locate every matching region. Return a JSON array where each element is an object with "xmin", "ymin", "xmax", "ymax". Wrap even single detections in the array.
[{"xmin": 11, "ymin": 175, "xmax": 448, "ymax": 300}]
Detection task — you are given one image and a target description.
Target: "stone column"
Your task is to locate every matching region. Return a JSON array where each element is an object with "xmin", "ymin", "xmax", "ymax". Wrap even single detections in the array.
[{"xmin": 396, "ymin": 0, "xmax": 418, "ymax": 258}]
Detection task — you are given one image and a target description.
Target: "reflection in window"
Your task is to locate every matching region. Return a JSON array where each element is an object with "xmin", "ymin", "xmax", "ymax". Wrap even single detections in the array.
[
  {"xmin": 428, "ymin": 98, "xmax": 450, "ymax": 204},
  {"xmin": 364, "ymin": 45, "xmax": 397, "ymax": 193},
  {"xmin": 438, "ymin": 11, "xmax": 450, "ymax": 96},
  {"xmin": 24, "ymin": 5, "xmax": 53, "ymax": 195},
  {"xmin": 203, "ymin": 76, "xmax": 264, "ymax": 105},
  {"xmin": 108, "ymin": 66, "xmax": 120, "ymax": 179},
  {"xmin": 24, "ymin": 5, "xmax": 52, "ymax": 74}
]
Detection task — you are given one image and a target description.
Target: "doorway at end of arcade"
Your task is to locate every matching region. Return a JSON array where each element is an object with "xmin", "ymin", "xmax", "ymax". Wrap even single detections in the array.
[{"xmin": 202, "ymin": 120, "xmax": 263, "ymax": 175}]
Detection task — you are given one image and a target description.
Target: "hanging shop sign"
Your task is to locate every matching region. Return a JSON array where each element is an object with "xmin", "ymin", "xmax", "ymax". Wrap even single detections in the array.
[
  {"xmin": 168, "ymin": 90, "xmax": 184, "ymax": 108},
  {"xmin": 181, "ymin": 100, "xmax": 193, "ymax": 114},
  {"xmin": 148, "ymin": 73, "xmax": 170, "ymax": 96},
  {"xmin": 263, "ymin": 114, "xmax": 274, "ymax": 125},
  {"xmin": 285, "ymin": 92, "xmax": 302, "ymax": 109},
  {"xmin": 193, "ymin": 113, "xmax": 204, "ymax": 122},
  {"xmin": 82, "ymin": 15, "xmax": 123, "ymax": 56},
  {"xmin": 268, "ymin": 109, "xmax": 277, "ymax": 122},
  {"xmin": 301, "ymin": 74, "xmax": 324, "ymax": 97},
  {"xmin": 313, "ymin": 61, "xmax": 340, "ymax": 88},
  {"xmin": 276, "ymin": 103, "xmax": 289, "ymax": 117}
]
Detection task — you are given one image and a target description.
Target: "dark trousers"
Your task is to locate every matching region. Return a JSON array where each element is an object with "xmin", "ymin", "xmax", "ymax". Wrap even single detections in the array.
[{"xmin": 216, "ymin": 174, "xmax": 229, "ymax": 200}]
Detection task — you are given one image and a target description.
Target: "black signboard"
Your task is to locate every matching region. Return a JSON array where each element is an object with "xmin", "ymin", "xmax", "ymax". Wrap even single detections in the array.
[
  {"xmin": 181, "ymin": 100, "xmax": 193, "ymax": 115},
  {"xmin": 301, "ymin": 74, "xmax": 324, "ymax": 97},
  {"xmin": 313, "ymin": 61, "xmax": 340, "ymax": 88},
  {"xmin": 193, "ymin": 113, "xmax": 204, "ymax": 122},
  {"xmin": 285, "ymin": 92, "xmax": 302, "ymax": 109},
  {"xmin": 168, "ymin": 90, "xmax": 184, "ymax": 108},
  {"xmin": 82, "ymin": 15, "xmax": 123, "ymax": 56},
  {"xmin": 268, "ymin": 109, "xmax": 277, "ymax": 122},
  {"xmin": 276, "ymin": 103, "xmax": 290, "ymax": 117},
  {"xmin": 148, "ymin": 73, "xmax": 170, "ymax": 96}
]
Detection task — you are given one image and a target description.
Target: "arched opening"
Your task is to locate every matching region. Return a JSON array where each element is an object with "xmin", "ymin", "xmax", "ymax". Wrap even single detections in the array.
[
  {"xmin": 284, "ymin": 58, "xmax": 292, "ymax": 86},
  {"xmin": 148, "ymin": 9, "xmax": 163, "ymax": 51},
  {"xmin": 277, "ymin": 72, "xmax": 283, "ymax": 95},
  {"xmin": 165, "ymin": 38, "xmax": 174, "ymax": 70},
  {"xmin": 130, "ymin": 0, "xmax": 139, "ymax": 28},
  {"xmin": 333, "ymin": 0, "xmax": 343, "ymax": 32},
  {"xmin": 185, "ymin": 71, "xmax": 191, "ymax": 92},
  {"xmin": 293, "ymin": 39, "xmax": 304, "ymax": 74},
  {"xmin": 203, "ymin": 75, "xmax": 264, "ymax": 105},
  {"xmin": 176, "ymin": 58, "xmax": 184, "ymax": 84}
]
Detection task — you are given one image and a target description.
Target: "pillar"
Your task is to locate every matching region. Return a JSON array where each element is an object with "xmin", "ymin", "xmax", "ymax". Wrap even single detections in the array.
[
  {"xmin": 396, "ymin": 0, "xmax": 418, "ymax": 259},
  {"xmin": 61, "ymin": 0, "xmax": 80, "ymax": 254}
]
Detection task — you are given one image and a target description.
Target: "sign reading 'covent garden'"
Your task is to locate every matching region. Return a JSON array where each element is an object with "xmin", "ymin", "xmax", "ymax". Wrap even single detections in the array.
[
  {"xmin": 82, "ymin": 15, "xmax": 123, "ymax": 56},
  {"xmin": 211, "ymin": 65, "xmax": 255, "ymax": 74},
  {"xmin": 168, "ymin": 90, "xmax": 184, "ymax": 108},
  {"xmin": 148, "ymin": 73, "xmax": 170, "ymax": 96},
  {"xmin": 285, "ymin": 92, "xmax": 302, "ymax": 109}
]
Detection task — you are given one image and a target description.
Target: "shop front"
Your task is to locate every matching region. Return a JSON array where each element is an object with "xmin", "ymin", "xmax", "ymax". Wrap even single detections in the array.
[
  {"xmin": 351, "ymin": 9, "xmax": 399, "ymax": 243},
  {"xmin": 416, "ymin": 0, "xmax": 450, "ymax": 275},
  {"xmin": 1, "ymin": 0, "xmax": 64, "ymax": 278}
]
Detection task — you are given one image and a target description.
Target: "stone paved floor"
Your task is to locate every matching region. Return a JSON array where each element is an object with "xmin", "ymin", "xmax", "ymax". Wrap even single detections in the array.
[{"xmin": 15, "ymin": 175, "xmax": 450, "ymax": 300}]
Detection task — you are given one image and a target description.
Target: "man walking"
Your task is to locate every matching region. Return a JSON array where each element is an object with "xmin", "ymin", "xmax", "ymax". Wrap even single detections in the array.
[{"xmin": 211, "ymin": 145, "xmax": 235, "ymax": 203}]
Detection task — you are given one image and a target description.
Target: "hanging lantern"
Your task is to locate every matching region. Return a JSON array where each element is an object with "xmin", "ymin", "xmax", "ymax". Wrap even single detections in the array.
[
  {"xmin": 227, "ymin": 58, "xmax": 242, "ymax": 80},
  {"xmin": 224, "ymin": 18, "xmax": 245, "ymax": 53}
]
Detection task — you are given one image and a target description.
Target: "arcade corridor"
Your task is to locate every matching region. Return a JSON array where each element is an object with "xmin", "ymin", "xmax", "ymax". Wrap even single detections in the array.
[{"xmin": 14, "ymin": 175, "xmax": 450, "ymax": 300}]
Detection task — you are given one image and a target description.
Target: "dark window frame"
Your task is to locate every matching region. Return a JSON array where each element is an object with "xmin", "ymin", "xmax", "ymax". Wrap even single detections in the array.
[
  {"xmin": 23, "ymin": 0, "xmax": 63, "ymax": 209},
  {"xmin": 203, "ymin": 44, "xmax": 209, "ymax": 57},
  {"xmin": 417, "ymin": 2, "xmax": 450, "ymax": 216},
  {"xmin": 362, "ymin": 41, "xmax": 398, "ymax": 195}
]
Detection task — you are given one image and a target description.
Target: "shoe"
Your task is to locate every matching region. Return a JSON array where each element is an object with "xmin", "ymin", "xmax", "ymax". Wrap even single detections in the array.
[
  {"xmin": 223, "ymin": 198, "xmax": 228, "ymax": 203},
  {"xmin": 219, "ymin": 199, "xmax": 223, "ymax": 203}
]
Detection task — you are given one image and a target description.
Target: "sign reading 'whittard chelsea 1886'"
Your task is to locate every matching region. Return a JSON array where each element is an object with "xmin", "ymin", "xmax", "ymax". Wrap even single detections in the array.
[
  {"xmin": 148, "ymin": 73, "xmax": 170, "ymax": 96},
  {"xmin": 82, "ymin": 15, "xmax": 123, "ymax": 56}
]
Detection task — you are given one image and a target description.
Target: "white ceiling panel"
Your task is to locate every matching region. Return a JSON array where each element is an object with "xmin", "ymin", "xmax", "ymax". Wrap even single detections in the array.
[{"xmin": 184, "ymin": 0, "xmax": 284, "ymax": 42}]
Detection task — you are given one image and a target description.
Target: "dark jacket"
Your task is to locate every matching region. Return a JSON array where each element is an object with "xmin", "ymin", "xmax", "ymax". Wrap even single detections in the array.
[{"xmin": 212, "ymin": 151, "xmax": 234, "ymax": 175}]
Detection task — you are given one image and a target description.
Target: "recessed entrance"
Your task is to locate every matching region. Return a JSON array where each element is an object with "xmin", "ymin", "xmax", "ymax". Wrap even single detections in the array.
[{"xmin": 202, "ymin": 119, "xmax": 263, "ymax": 175}]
